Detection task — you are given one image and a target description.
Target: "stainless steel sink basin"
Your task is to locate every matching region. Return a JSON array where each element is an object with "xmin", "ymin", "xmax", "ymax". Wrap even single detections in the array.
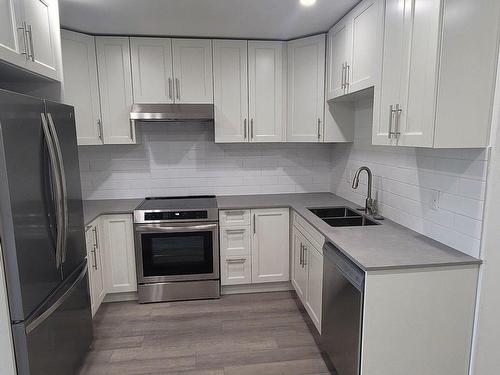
[{"xmin": 309, "ymin": 206, "xmax": 381, "ymax": 227}]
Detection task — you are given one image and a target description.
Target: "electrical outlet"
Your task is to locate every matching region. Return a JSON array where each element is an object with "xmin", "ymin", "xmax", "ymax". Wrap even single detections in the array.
[{"xmin": 431, "ymin": 190, "xmax": 440, "ymax": 210}]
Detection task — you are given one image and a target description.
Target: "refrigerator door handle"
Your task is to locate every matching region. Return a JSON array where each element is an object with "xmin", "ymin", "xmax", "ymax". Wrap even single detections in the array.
[
  {"xmin": 46, "ymin": 113, "xmax": 68, "ymax": 264},
  {"xmin": 25, "ymin": 265, "xmax": 88, "ymax": 334},
  {"xmin": 40, "ymin": 113, "xmax": 64, "ymax": 269}
]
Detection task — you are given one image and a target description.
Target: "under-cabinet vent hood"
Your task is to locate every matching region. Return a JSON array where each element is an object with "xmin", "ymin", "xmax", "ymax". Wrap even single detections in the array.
[{"xmin": 130, "ymin": 103, "xmax": 214, "ymax": 124}]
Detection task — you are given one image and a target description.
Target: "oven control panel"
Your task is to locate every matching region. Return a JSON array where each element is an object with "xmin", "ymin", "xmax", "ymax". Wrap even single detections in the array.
[{"xmin": 144, "ymin": 210, "xmax": 208, "ymax": 221}]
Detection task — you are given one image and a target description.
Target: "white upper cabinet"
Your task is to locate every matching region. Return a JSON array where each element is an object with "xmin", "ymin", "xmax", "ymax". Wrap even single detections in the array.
[
  {"xmin": 0, "ymin": 0, "xmax": 61, "ymax": 80},
  {"xmin": 248, "ymin": 41, "xmax": 285, "ymax": 142},
  {"xmin": 373, "ymin": 0, "xmax": 500, "ymax": 148},
  {"xmin": 130, "ymin": 37, "xmax": 173, "ymax": 104},
  {"xmin": 61, "ymin": 30, "xmax": 103, "ymax": 145},
  {"xmin": 0, "ymin": 0, "xmax": 24, "ymax": 66},
  {"xmin": 172, "ymin": 38, "xmax": 213, "ymax": 103},
  {"xmin": 130, "ymin": 37, "xmax": 213, "ymax": 104},
  {"xmin": 96, "ymin": 36, "xmax": 136, "ymax": 144},
  {"xmin": 213, "ymin": 39, "xmax": 248, "ymax": 143},
  {"xmin": 22, "ymin": 0, "xmax": 59, "ymax": 79},
  {"xmin": 326, "ymin": 0, "xmax": 382, "ymax": 100},
  {"xmin": 251, "ymin": 208, "xmax": 289, "ymax": 283},
  {"xmin": 286, "ymin": 34, "xmax": 325, "ymax": 142}
]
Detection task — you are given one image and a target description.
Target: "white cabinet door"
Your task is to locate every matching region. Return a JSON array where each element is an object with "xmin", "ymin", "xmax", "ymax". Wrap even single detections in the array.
[
  {"xmin": 397, "ymin": 0, "xmax": 440, "ymax": 148},
  {"xmin": 172, "ymin": 38, "xmax": 213, "ymax": 104},
  {"xmin": 221, "ymin": 255, "xmax": 252, "ymax": 285},
  {"xmin": 100, "ymin": 214, "xmax": 137, "ymax": 294},
  {"xmin": 85, "ymin": 222, "xmax": 105, "ymax": 317},
  {"xmin": 96, "ymin": 37, "xmax": 136, "ymax": 144},
  {"xmin": 0, "ymin": 0, "xmax": 25, "ymax": 66},
  {"xmin": 61, "ymin": 30, "xmax": 102, "ymax": 146},
  {"xmin": 130, "ymin": 37, "xmax": 173, "ymax": 104},
  {"xmin": 251, "ymin": 208, "xmax": 289, "ymax": 283},
  {"xmin": 213, "ymin": 40, "xmax": 248, "ymax": 143},
  {"xmin": 305, "ymin": 243, "xmax": 323, "ymax": 333},
  {"xmin": 326, "ymin": 20, "xmax": 349, "ymax": 100},
  {"xmin": 292, "ymin": 227, "xmax": 308, "ymax": 303},
  {"xmin": 286, "ymin": 34, "xmax": 325, "ymax": 142},
  {"xmin": 372, "ymin": 0, "xmax": 406, "ymax": 146},
  {"xmin": 347, "ymin": 0, "xmax": 382, "ymax": 93},
  {"xmin": 248, "ymin": 41, "xmax": 285, "ymax": 142},
  {"xmin": 220, "ymin": 226, "xmax": 251, "ymax": 257},
  {"xmin": 22, "ymin": 0, "xmax": 59, "ymax": 80}
]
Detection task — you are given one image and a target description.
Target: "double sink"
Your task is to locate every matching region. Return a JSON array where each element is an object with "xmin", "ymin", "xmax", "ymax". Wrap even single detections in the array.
[{"xmin": 309, "ymin": 206, "xmax": 381, "ymax": 227}]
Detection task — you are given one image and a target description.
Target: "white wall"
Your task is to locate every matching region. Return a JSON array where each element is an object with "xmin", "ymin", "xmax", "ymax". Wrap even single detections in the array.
[
  {"xmin": 331, "ymin": 98, "xmax": 488, "ymax": 258},
  {"xmin": 78, "ymin": 123, "xmax": 333, "ymax": 200}
]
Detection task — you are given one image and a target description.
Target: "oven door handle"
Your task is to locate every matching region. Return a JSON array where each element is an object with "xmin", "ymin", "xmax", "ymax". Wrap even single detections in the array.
[{"xmin": 135, "ymin": 223, "xmax": 218, "ymax": 232}]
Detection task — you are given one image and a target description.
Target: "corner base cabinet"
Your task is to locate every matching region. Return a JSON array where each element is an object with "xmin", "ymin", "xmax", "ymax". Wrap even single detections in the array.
[{"xmin": 220, "ymin": 208, "xmax": 289, "ymax": 286}]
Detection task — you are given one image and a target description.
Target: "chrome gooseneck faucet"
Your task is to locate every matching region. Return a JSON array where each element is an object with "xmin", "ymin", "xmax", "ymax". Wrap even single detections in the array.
[{"xmin": 352, "ymin": 166, "xmax": 374, "ymax": 215}]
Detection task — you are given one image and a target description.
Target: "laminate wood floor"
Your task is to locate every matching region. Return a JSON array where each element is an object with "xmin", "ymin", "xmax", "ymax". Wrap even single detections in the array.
[{"xmin": 77, "ymin": 291, "xmax": 334, "ymax": 375}]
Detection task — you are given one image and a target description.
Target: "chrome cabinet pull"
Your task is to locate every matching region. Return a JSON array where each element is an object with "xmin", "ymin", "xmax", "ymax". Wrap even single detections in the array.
[
  {"xmin": 317, "ymin": 118, "xmax": 321, "ymax": 140},
  {"xmin": 341, "ymin": 63, "xmax": 345, "ymax": 89},
  {"xmin": 91, "ymin": 246, "xmax": 98, "ymax": 270},
  {"xmin": 250, "ymin": 119, "xmax": 254, "ymax": 139},
  {"xmin": 226, "ymin": 258, "xmax": 247, "ymax": 264},
  {"xmin": 388, "ymin": 105, "xmax": 396, "ymax": 139},
  {"xmin": 244, "ymin": 118, "xmax": 247, "ymax": 139},
  {"xmin": 175, "ymin": 78, "xmax": 181, "ymax": 100},
  {"xmin": 299, "ymin": 243, "xmax": 303, "ymax": 266},
  {"xmin": 26, "ymin": 24, "xmax": 34, "ymax": 61},
  {"xmin": 253, "ymin": 214, "xmax": 256, "ymax": 234},
  {"xmin": 345, "ymin": 63, "xmax": 350, "ymax": 90},
  {"xmin": 303, "ymin": 247, "xmax": 308, "ymax": 267},
  {"xmin": 97, "ymin": 119, "xmax": 103, "ymax": 141},
  {"xmin": 168, "ymin": 78, "xmax": 173, "ymax": 100},
  {"xmin": 395, "ymin": 104, "xmax": 402, "ymax": 138},
  {"xmin": 17, "ymin": 22, "xmax": 29, "ymax": 60}
]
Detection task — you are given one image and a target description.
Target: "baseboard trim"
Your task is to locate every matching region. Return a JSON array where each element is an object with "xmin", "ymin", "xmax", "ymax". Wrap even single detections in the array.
[
  {"xmin": 222, "ymin": 281, "xmax": 292, "ymax": 295},
  {"xmin": 103, "ymin": 291, "xmax": 138, "ymax": 303}
]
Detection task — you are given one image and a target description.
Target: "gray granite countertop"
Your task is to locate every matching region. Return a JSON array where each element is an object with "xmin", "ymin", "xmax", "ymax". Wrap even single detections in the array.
[
  {"xmin": 83, "ymin": 193, "xmax": 481, "ymax": 271},
  {"xmin": 83, "ymin": 199, "xmax": 142, "ymax": 226},
  {"xmin": 217, "ymin": 193, "xmax": 481, "ymax": 271}
]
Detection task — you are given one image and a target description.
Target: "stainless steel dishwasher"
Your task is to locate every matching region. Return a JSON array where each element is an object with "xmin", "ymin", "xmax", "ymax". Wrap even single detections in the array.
[{"xmin": 322, "ymin": 242, "xmax": 365, "ymax": 375}]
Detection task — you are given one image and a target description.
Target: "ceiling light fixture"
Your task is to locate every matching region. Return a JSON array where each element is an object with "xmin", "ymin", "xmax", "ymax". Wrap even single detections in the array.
[{"xmin": 300, "ymin": 0, "xmax": 317, "ymax": 6}]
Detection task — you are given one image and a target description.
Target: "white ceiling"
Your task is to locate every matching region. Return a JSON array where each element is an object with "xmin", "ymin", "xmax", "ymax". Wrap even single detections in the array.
[{"xmin": 60, "ymin": 0, "xmax": 359, "ymax": 40}]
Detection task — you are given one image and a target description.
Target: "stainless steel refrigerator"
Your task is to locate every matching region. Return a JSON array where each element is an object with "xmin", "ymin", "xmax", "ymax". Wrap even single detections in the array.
[{"xmin": 0, "ymin": 89, "xmax": 92, "ymax": 375}]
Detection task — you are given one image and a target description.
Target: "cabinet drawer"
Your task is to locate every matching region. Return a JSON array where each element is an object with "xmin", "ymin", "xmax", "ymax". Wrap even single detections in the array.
[
  {"xmin": 292, "ymin": 211, "xmax": 324, "ymax": 251},
  {"xmin": 221, "ymin": 255, "xmax": 252, "ymax": 285},
  {"xmin": 220, "ymin": 226, "xmax": 251, "ymax": 256},
  {"xmin": 219, "ymin": 210, "xmax": 250, "ymax": 226}
]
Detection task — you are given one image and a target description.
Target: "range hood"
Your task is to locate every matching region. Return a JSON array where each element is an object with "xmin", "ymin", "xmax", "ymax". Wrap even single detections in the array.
[{"xmin": 130, "ymin": 103, "xmax": 214, "ymax": 124}]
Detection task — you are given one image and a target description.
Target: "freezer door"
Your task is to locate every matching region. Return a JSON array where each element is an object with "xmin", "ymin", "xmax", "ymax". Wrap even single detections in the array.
[
  {"xmin": 12, "ymin": 262, "xmax": 93, "ymax": 375},
  {"xmin": 0, "ymin": 90, "xmax": 63, "ymax": 321},
  {"xmin": 44, "ymin": 101, "xmax": 87, "ymax": 278}
]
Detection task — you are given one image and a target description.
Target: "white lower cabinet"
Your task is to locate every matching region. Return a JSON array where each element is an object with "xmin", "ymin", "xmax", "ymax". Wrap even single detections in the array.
[
  {"xmin": 219, "ymin": 208, "xmax": 289, "ymax": 286},
  {"xmin": 100, "ymin": 214, "xmax": 137, "ymax": 294},
  {"xmin": 85, "ymin": 219, "xmax": 105, "ymax": 317},
  {"xmin": 292, "ymin": 221, "xmax": 324, "ymax": 334}
]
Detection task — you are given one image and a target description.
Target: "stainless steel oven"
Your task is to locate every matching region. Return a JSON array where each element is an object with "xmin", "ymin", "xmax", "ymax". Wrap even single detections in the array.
[{"xmin": 133, "ymin": 196, "xmax": 220, "ymax": 303}]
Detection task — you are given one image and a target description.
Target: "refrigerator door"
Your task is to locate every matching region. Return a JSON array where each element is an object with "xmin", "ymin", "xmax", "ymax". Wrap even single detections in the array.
[
  {"xmin": 12, "ymin": 262, "xmax": 93, "ymax": 375},
  {"xmin": 44, "ymin": 101, "xmax": 87, "ymax": 279},
  {"xmin": 0, "ymin": 90, "xmax": 63, "ymax": 321}
]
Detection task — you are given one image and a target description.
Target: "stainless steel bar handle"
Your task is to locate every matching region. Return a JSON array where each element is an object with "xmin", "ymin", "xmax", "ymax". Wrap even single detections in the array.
[
  {"xmin": 250, "ymin": 119, "xmax": 254, "ymax": 139},
  {"xmin": 17, "ymin": 22, "xmax": 29, "ymax": 60},
  {"xmin": 92, "ymin": 226, "xmax": 99, "ymax": 250},
  {"xmin": 341, "ymin": 63, "xmax": 345, "ymax": 89},
  {"xmin": 388, "ymin": 105, "xmax": 396, "ymax": 139},
  {"xmin": 135, "ymin": 223, "xmax": 218, "ymax": 232},
  {"xmin": 41, "ymin": 113, "xmax": 64, "ymax": 269},
  {"xmin": 299, "ymin": 243, "xmax": 303, "ymax": 266},
  {"xmin": 395, "ymin": 104, "xmax": 402, "ymax": 138},
  {"xmin": 168, "ymin": 78, "xmax": 173, "ymax": 100},
  {"xmin": 345, "ymin": 64, "xmax": 350, "ymax": 89},
  {"xmin": 303, "ymin": 246, "xmax": 308, "ymax": 267},
  {"xmin": 317, "ymin": 118, "xmax": 321, "ymax": 140},
  {"xmin": 91, "ymin": 246, "xmax": 98, "ymax": 270},
  {"xmin": 244, "ymin": 118, "xmax": 247, "ymax": 139},
  {"xmin": 175, "ymin": 78, "xmax": 181, "ymax": 100},
  {"xmin": 97, "ymin": 119, "xmax": 103, "ymax": 141},
  {"xmin": 226, "ymin": 258, "xmax": 247, "ymax": 264},
  {"xmin": 253, "ymin": 214, "xmax": 256, "ymax": 234},
  {"xmin": 47, "ymin": 113, "xmax": 68, "ymax": 263},
  {"xmin": 26, "ymin": 24, "xmax": 34, "ymax": 61}
]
